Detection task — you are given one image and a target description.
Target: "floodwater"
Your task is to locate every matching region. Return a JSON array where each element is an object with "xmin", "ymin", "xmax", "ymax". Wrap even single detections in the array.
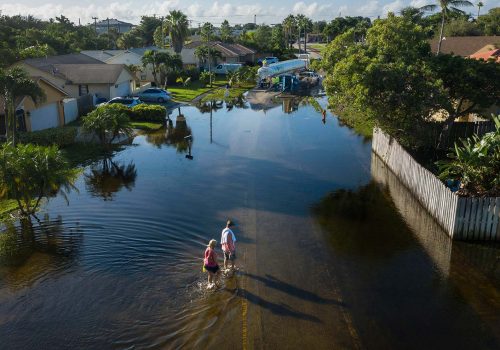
[{"xmin": 0, "ymin": 97, "xmax": 499, "ymax": 349}]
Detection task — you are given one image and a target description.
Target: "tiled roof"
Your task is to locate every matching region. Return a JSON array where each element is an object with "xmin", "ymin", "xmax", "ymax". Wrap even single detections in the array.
[
  {"xmin": 428, "ymin": 36, "xmax": 500, "ymax": 57},
  {"xmin": 183, "ymin": 41, "xmax": 255, "ymax": 57},
  {"xmin": 469, "ymin": 49, "xmax": 500, "ymax": 62}
]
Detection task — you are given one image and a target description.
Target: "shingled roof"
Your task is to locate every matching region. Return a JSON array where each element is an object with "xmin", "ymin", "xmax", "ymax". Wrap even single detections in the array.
[
  {"xmin": 428, "ymin": 36, "xmax": 500, "ymax": 57},
  {"xmin": 184, "ymin": 41, "xmax": 255, "ymax": 57},
  {"xmin": 49, "ymin": 64, "xmax": 129, "ymax": 84}
]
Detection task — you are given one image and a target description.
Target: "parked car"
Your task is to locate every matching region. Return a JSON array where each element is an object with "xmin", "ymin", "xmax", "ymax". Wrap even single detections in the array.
[
  {"xmin": 213, "ymin": 63, "xmax": 243, "ymax": 75},
  {"xmin": 138, "ymin": 88, "xmax": 172, "ymax": 103},
  {"xmin": 258, "ymin": 57, "xmax": 279, "ymax": 66},
  {"xmin": 104, "ymin": 97, "xmax": 142, "ymax": 108}
]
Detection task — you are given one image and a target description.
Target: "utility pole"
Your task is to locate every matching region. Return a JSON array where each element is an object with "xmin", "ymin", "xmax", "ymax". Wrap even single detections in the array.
[
  {"xmin": 107, "ymin": 18, "xmax": 110, "ymax": 48},
  {"xmin": 92, "ymin": 17, "xmax": 98, "ymax": 49},
  {"xmin": 254, "ymin": 14, "xmax": 256, "ymax": 25}
]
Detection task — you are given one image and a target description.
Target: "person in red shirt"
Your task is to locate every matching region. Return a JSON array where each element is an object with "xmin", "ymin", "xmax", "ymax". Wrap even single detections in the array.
[{"xmin": 203, "ymin": 239, "xmax": 220, "ymax": 289}]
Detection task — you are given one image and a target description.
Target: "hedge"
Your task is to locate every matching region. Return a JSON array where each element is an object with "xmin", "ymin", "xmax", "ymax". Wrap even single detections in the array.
[
  {"xmin": 131, "ymin": 104, "xmax": 167, "ymax": 122},
  {"xmin": 18, "ymin": 126, "xmax": 77, "ymax": 147}
]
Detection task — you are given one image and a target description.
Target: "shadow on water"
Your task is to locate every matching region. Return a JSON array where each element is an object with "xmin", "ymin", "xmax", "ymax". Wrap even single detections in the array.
[
  {"xmin": 84, "ymin": 158, "xmax": 137, "ymax": 201},
  {"xmin": 311, "ymin": 181, "xmax": 413, "ymax": 260},
  {"xmin": 235, "ymin": 288, "xmax": 322, "ymax": 323},
  {"xmin": 242, "ymin": 272, "xmax": 343, "ymax": 306}
]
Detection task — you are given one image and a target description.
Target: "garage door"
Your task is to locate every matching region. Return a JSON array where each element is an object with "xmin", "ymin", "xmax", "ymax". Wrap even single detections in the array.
[
  {"xmin": 30, "ymin": 103, "xmax": 59, "ymax": 131},
  {"xmin": 112, "ymin": 81, "xmax": 131, "ymax": 98}
]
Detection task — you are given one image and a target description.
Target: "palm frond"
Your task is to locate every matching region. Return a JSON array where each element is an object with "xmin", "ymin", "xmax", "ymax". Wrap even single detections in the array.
[{"xmin": 420, "ymin": 4, "xmax": 438, "ymax": 11}]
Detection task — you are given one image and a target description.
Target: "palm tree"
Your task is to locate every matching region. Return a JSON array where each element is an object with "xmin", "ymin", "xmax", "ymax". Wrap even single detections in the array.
[
  {"xmin": 282, "ymin": 15, "xmax": 297, "ymax": 50},
  {"xmin": 420, "ymin": 0, "xmax": 473, "ymax": 55},
  {"xmin": 0, "ymin": 67, "xmax": 45, "ymax": 145},
  {"xmin": 165, "ymin": 10, "xmax": 190, "ymax": 54},
  {"xmin": 477, "ymin": 1, "xmax": 484, "ymax": 18}
]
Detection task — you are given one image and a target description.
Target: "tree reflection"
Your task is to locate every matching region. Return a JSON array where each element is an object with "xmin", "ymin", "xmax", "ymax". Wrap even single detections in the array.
[
  {"xmin": 311, "ymin": 182, "xmax": 412, "ymax": 260},
  {"xmin": 145, "ymin": 115, "xmax": 193, "ymax": 153},
  {"xmin": 0, "ymin": 215, "xmax": 81, "ymax": 269},
  {"xmin": 85, "ymin": 158, "xmax": 137, "ymax": 201}
]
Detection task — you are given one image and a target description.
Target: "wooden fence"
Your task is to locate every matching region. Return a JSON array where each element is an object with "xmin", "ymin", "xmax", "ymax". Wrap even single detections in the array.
[
  {"xmin": 435, "ymin": 121, "xmax": 495, "ymax": 150},
  {"xmin": 372, "ymin": 128, "xmax": 500, "ymax": 241}
]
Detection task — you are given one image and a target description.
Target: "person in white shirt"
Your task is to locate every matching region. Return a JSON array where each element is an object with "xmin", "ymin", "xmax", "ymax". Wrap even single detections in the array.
[{"xmin": 221, "ymin": 220, "xmax": 237, "ymax": 272}]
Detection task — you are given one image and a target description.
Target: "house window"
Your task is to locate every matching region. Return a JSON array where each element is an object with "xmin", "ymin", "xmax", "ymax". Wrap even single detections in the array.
[{"xmin": 79, "ymin": 85, "xmax": 89, "ymax": 96}]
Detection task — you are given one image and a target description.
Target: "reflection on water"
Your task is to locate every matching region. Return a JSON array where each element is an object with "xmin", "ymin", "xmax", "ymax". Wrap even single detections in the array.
[
  {"xmin": 0, "ymin": 216, "xmax": 81, "ymax": 288},
  {"xmin": 85, "ymin": 158, "xmax": 137, "ymax": 201},
  {"xmin": 145, "ymin": 115, "xmax": 192, "ymax": 153},
  {"xmin": 312, "ymin": 182, "xmax": 413, "ymax": 260}
]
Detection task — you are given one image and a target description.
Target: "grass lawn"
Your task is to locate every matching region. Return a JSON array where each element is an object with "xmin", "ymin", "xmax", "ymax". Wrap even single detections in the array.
[
  {"xmin": 308, "ymin": 43, "xmax": 327, "ymax": 51},
  {"xmin": 130, "ymin": 121, "xmax": 163, "ymax": 131},
  {"xmin": 168, "ymin": 76, "xmax": 230, "ymax": 102},
  {"xmin": 0, "ymin": 200, "xmax": 20, "ymax": 222},
  {"xmin": 200, "ymin": 82, "xmax": 255, "ymax": 103}
]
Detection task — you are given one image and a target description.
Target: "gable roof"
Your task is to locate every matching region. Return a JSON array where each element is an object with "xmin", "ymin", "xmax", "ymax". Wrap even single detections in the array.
[
  {"xmin": 428, "ymin": 36, "xmax": 500, "ymax": 57},
  {"xmin": 469, "ymin": 49, "xmax": 500, "ymax": 63},
  {"xmin": 24, "ymin": 53, "xmax": 104, "ymax": 67},
  {"xmin": 183, "ymin": 41, "xmax": 256, "ymax": 57},
  {"xmin": 80, "ymin": 50, "xmax": 128, "ymax": 62},
  {"xmin": 51, "ymin": 64, "xmax": 130, "ymax": 84}
]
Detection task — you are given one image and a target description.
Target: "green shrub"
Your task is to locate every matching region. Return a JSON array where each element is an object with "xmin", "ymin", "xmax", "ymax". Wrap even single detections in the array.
[
  {"xmin": 18, "ymin": 126, "xmax": 77, "ymax": 147},
  {"xmin": 131, "ymin": 104, "xmax": 166, "ymax": 122}
]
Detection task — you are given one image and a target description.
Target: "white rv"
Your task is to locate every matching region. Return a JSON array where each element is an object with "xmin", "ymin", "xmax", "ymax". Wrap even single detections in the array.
[{"xmin": 213, "ymin": 63, "xmax": 243, "ymax": 75}]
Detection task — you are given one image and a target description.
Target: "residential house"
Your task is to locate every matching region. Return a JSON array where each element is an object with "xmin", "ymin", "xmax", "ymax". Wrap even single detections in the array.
[
  {"xmin": 16, "ymin": 54, "xmax": 135, "ymax": 100},
  {"xmin": 469, "ymin": 48, "xmax": 500, "ymax": 63},
  {"xmin": 429, "ymin": 36, "xmax": 500, "ymax": 56},
  {"xmin": 183, "ymin": 41, "xmax": 256, "ymax": 68},
  {"xmin": 93, "ymin": 18, "xmax": 134, "ymax": 34},
  {"xmin": 81, "ymin": 47, "xmax": 182, "ymax": 82},
  {"xmin": 0, "ymin": 76, "xmax": 68, "ymax": 135}
]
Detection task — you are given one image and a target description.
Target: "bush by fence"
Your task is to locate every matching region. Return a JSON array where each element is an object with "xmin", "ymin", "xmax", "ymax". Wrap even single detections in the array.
[
  {"xmin": 372, "ymin": 127, "xmax": 499, "ymax": 241},
  {"xmin": 18, "ymin": 126, "xmax": 77, "ymax": 147}
]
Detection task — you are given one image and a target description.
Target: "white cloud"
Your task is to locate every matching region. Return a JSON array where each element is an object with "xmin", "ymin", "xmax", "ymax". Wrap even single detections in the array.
[
  {"xmin": 355, "ymin": 0, "xmax": 380, "ymax": 16},
  {"xmin": 382, "ymin": 0, "xmax": 405, "ymax": 15}
]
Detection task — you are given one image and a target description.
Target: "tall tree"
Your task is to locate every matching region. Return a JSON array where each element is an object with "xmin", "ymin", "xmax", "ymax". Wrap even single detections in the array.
[
  {"xmin": 165, "ymin": 10, "xmax": 190, "ymax": 54},
  {"xmin": 220, "ymin": 20, "xmax": 232, "ymax": 43},
  {"xmin": 282, "ymin": 15, "xmax": 297, "ymax": 50},
  {"xmin": 477, "ymin": 1, "xmax": 483, "ymax": 17},
  {"xmin": 138, "ymin": 16, "xmax": 163, "ymax": 46},
  {"xmin": 420, "ymin": 0, "xmax": 473, "ymax": 54},
  {"xmin": 0, "ymin": 67, "xmax": 44, "ymax": 145}
]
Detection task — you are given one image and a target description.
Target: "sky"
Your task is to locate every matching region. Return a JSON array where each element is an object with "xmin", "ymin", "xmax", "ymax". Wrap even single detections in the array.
[{"xmin": 0, "ymin": 0, "xmax": 497, "ymax": 26}]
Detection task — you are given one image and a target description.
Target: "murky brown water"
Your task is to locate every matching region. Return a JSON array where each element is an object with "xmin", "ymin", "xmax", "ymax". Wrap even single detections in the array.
[{"xmin": 0, "ymin": 98, "xmax": 499, "ymax": 349}]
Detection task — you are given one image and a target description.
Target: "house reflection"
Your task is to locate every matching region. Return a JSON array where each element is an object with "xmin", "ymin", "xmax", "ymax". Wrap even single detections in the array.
[{"xmin": 85, "ymin": 158, "xmax": 137, "ymax": 201}]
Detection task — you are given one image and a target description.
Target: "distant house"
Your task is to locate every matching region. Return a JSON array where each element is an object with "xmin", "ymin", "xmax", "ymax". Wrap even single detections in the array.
[
  {"xmin": 469, "ymin": 48, "xmax": 500, "ymax": 63},
  {"xmin": 81, "ymin": 47, "xmax": 170, "ymax": 81},
  {"xmin": 0, "ymin": 77, "xmax": 68, "ymax": 135},
  {"xmin": 429, "ymin": 36, "xmax": 500, "ymax": 56},
  {"xmin": 93, "ymin": 18, "xmax": 134, "ymax": 34},
  {"xmin": 183, "ymin": 41, "xmax": 256, "ymax": 67},
  {"xmin": 15, "ymin": 54, "xmax": 135, "ymax": 100}
]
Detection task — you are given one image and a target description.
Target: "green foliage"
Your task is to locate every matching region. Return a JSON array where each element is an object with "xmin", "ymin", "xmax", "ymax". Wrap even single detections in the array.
[
  {"xmin": 18, "ymin": 43, "xmax": 55, "ymax": 59},
  {"xmin": 200, "ymin": 71, "xmax": 216, "ymax": 86},
  {"xmin": 322, "ymin": 15, "xmax": 444, "ymax": 147},
  {"xmin": 220, "ymin": 20, "xmax": 232, "ymax": 43},
  {"xmin": 323, "ymin": 16, "xmax": 371, "ymax": 42},
  {"xmin": 142, "ymin": 50, "xmax": 183, "ymax": 85},
  {"xmin": 165, "ymin": 10, "xmax": 190, "ymax": 53},
  {"xmin": 443, "ymin": 19, "xmax": 481, "ymax": 36},
  {"xmin": 0, "ymin": 67, "xmax": 45, "ymax": 145},
  {"xmin": 18, "ymin": 126, "xmax": 77, "ymax": 147},
  {"xmin": 477, "ymin": 7, "xmax": 500, "ymax": 35},
  {"xmin": 437, "ymin": 116, "xmax": 500, "ymax": 196},
  {"xmin": 131, "ymin": 104, "xmax": 166, "ymax": 122},
  {"xmin": 117, "ymin": 31, "xmax": 143, "ymax": 49},
  {"xmin": 82, "ymin": 104, "xmax": 133, "ymax": 148},
  {"xmin": 0, "ymin": 143, "xmax": 78, "ymax": 216}
]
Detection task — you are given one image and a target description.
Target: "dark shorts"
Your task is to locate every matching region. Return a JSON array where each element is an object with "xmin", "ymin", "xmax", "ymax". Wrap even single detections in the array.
[
  {"xmin": 204, "ymin": 265, "xmax": 219, "ymax": 274},
  {"xmin": 224, "ymin": 251, "xmax": 236, "ymax": 261}
]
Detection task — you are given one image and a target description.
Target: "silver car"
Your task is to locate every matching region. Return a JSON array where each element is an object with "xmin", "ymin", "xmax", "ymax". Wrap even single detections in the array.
[{"xmin": 138, "ymin": 88, "xmax": 172, "ymax": 103}]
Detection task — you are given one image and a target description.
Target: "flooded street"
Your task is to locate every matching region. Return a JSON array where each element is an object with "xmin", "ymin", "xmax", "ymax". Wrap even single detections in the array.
[{"xmin": 0, "ymin": 97, "xmax": 499, "ymax": 349}]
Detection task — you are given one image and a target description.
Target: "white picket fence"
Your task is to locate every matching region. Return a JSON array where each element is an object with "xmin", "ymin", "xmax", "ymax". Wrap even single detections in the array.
[{"xmin": 372, "ymin": 128, "xmax": 500, "ymax": 241}]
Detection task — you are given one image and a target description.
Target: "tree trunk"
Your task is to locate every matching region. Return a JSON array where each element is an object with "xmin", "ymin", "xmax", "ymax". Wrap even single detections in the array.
[
  {"xmin": 437, "ymin": 9, "xmax": 446, "ymax": 55},
  {"xmin": 304, "ymin": 30, "xmax": 307, "ymax": 53},
  {"xmin": 297, "ymin": 29, "xmax": 302, "ymax": 53}
]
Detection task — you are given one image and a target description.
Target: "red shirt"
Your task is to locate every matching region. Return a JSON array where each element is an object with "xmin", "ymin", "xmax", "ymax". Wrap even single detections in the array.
[{"xmin": 204, "ymin": 247, "xmax": 217, "ymax": 267}]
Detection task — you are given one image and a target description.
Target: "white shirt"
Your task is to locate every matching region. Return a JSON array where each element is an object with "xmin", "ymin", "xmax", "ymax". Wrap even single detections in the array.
[{"xmin": 221, "ymin": 228, "xmax": 236, "ymax": 245}]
